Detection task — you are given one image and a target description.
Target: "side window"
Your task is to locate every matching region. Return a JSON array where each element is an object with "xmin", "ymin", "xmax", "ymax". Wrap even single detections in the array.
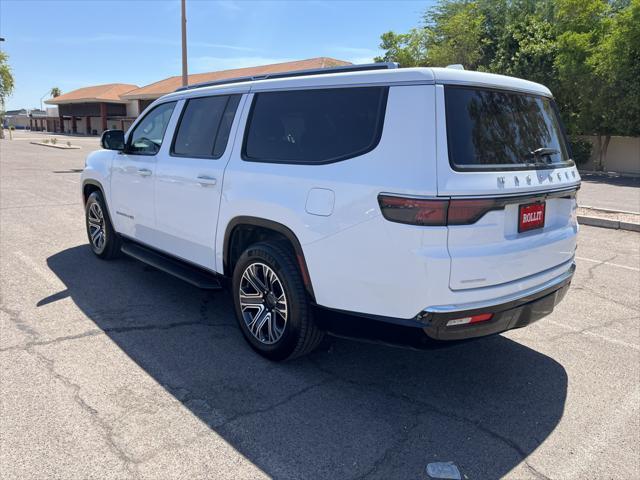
[
  {"xmin": 243, "ymin": 87, "xmax": 388, "ymax": 164},
  {"xmin": 172, "ymin": 94, "xmax": 241, "ymax": 158},
  {"xmin": 127, "ymin": 101, "xmax": 176, "ymax": 155}
]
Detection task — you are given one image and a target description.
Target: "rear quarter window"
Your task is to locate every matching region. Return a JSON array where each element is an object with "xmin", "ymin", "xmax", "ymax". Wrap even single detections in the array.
[{"xmin": 243, "ymin": 87, "xmax": 388, "ymax": 164}]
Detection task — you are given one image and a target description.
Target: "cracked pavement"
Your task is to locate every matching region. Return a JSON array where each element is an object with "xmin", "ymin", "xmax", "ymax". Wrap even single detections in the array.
[{"xmin": 1, "ymin": 132, "xmax": 639, "ymax": 479}]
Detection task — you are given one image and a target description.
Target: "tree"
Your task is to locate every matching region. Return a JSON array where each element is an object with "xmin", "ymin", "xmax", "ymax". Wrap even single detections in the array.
[
  {"xmin": 375, "ymin": 1, "xmax": 486, "ymax": 68},
  {"xmin": 553, "ymin": 0, "xmax": 638, "ymax": 170},
  {"xmin": 423, "ymin": 0, "xmax": 487, "ymax": 69},
  {"xmin": 375, "ymin": 29, "xmax": 429, "ymax": 66},
  {"xmin": 375, "ymin": 0, "xmax": 639, "ymax": 171},
  {"xmin": 0, "ymin": 52, "xmax": 15, "ymax": 139},
  {"xmin": 50, "ymin": 87, "xmax": 62, "ymax": 98}
]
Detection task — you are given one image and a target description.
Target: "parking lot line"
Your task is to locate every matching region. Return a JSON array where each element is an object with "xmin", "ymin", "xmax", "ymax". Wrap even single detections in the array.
[
  {"xmin": 546, "ymin": 319, "xmax": 640, "ymax": 351},
  {"xmin": 575, "ymin": 256, "xmax": 640, "ymax": 272}
]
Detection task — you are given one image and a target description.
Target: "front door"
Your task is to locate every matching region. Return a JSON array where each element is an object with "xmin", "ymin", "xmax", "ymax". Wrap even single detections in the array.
[
  {"xmin": 154, "ymin": 94, "xmax": 243, "ymax": 271},
  {"xmin": 110, "ymin": 101, "xmax": 177, "ymax": 243}
]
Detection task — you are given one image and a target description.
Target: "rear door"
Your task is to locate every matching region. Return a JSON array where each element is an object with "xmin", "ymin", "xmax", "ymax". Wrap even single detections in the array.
[
  {"xmin": 435, "ymin": 84, "xmax": 580, "ymax": 290},
  {"xmin": 153, "ymin": 93, "xmax": 243, "ymax": 270}
]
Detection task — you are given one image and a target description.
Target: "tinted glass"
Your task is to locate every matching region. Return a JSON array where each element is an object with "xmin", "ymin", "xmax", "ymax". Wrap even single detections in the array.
[
  {"xmin": 445, "ymin": 86, "xmax": 571, "ymax": 169},
  {"xmin": 213, "ymin": 95, "xmax": 241, "ymax": 158},
  {"xmin": 244, "ymin": 87, "xmax": 387, "ymax": 163},
  {"xmin": 173, "ymin": 95, "xmax": 240, "ymax": 158},
  {"xmin": 128, "ymin": 102, "xmax": 176, "ymax": 155}
]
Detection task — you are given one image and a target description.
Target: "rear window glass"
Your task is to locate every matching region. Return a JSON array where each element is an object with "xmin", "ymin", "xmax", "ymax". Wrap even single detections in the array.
[
  {"xmin": 445, "ymin": 86, "xmax": 571, "ymax": 170},
  {"xmin": 243, "ymin": 87, "xmax": 388, "ymax": 164},
  {"xmin": 172, "ymin": 94, "xmax": 240, "ymax": 158}
]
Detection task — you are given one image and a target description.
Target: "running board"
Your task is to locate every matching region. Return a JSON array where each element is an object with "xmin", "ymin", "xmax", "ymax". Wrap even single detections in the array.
[{"xmin": 121, "ymin": 241, "xmax": 223, "ymax": 290}]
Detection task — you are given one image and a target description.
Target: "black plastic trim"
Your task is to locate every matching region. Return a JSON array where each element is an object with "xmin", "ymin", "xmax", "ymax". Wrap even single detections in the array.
[
  {"xmin": 120, "ymin": 239, "xmax": 223, "ymax": 290},
  {"xmin": 81, "ymin": 179, "xmax": 116, "ymax": 228},
  {"xmin": 223, "ymin": 216, "xmax": 315, "ymax": 300},
  {"xmin": 315, "ymin": 263, "xmax": 575, "ymax": 340}
]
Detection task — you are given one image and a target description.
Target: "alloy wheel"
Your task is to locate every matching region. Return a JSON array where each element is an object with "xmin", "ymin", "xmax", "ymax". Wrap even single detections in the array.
[
  {"xmin": 239, "ymin": 262, "xmax": 288, "ymax": 344},
  {"xmin": 87, "ymin": 202, "xmax": 106, "ymax": 252}
]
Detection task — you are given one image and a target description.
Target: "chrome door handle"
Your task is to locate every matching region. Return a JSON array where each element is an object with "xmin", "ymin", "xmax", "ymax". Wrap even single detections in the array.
[
  {"xmin": 197, "ymin": 175, "xmax": 217, "ymax": 186},
  {"xmin": 137, "ymin": 168, "xmax": 152, "ymax": 177}
]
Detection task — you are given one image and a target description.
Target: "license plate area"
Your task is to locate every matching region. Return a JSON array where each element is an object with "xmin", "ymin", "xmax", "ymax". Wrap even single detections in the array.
[{"xmin": 518, "ymin": 202, "xmax": 546, "ymax": 232}]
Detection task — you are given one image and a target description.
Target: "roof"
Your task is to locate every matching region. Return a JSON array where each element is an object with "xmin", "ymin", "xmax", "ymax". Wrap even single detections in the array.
[
  {"xmin": 4, "ymin": 109, "xmax": 28, "ymax": 116},
  {"xmin": 44, "ymin": 83, "xmax": 139, "ymax": 105},
  {"xmin": 429, "ymin": 68, "xmax": 552, "ymax": 96},
  {"xmin": 161, "ymin": 66, "xmax": 552, "ymax": 103},
  {"xmin": 122, "ymin": 57, "xmax": 351, "ymax": 100}
]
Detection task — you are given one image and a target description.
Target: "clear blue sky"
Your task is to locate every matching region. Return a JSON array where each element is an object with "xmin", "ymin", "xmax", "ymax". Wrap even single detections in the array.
[{"xmin": 1, "ymin": 0, "xmax": 433, "ymax": 110}]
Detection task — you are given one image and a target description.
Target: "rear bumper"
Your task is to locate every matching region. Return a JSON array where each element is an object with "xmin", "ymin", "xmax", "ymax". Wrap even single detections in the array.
[{"xmin": 419, "ymin": 263, "xmax": 575, "ymax": 341}]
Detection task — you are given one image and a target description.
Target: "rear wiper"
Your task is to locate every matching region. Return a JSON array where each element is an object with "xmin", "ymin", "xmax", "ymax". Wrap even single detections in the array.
[
  {"xmin": 528, "ymin": 147, "xmax": 559, "ymax": 159},
  {"xmin": 525, "ymin": 147, "xmax": 560, "ymax": 166}
]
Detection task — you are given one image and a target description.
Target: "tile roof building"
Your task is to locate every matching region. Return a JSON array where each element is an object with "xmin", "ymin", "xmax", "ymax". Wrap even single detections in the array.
[
  {"xmin": 44, "ymin": 83, "xmax": 139, "ymax": 134},
  {"xmin": 40, "ymin": 57, "xmax": 351, "ymax": 135}
]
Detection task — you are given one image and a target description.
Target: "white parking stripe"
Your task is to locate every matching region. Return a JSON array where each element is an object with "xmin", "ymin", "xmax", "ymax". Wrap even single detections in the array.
[
  {"xmin": 546, "ymin": 319, "xmax": 640, "ymax": 351},
  {"xmin": 575, "ymin": 256, "xmax": 640, "ymax": 272}
]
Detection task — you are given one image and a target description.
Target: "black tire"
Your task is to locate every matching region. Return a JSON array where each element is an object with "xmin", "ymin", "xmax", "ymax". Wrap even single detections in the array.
[
  {"xmin": 232, "ymin": 242, "xmax": 324, "ymax": 361},
  {"xmin": 85, "ymin": 190, "xmax": 121, "ymax": 259}
]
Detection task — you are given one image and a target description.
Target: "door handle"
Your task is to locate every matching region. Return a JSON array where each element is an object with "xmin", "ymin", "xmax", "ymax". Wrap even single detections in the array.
[
  {"xmin": 197, "ymin": 175, "xmax": 217, "ymax": 187},
  {"xmin": 137, "ymin": 168, "xmax": 152, "ymax": 177}
]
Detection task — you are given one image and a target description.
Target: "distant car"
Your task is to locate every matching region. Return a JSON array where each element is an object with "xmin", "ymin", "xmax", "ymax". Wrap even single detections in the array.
[{"xmin": 81, "ymin": 63, "xmax": 579, "ymax": 360}]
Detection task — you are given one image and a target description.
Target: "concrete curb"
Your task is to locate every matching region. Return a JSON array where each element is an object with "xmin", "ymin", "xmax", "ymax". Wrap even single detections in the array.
[
  {"xmin": 29, "ymin": 141, "xmax": 81, "ymax": 150},
  {"xmin": 578, "ymin": 215, "xmax": 640, "ymax": 232}
]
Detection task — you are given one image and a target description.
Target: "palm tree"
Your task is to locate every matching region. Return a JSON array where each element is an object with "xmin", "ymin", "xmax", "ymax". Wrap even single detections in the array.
[{"xmin": 50, "ymin": 87, "xmax": 61, "ymax": 98}]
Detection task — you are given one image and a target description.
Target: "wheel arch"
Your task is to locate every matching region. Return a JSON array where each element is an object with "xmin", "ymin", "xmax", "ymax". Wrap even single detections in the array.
[
  {"xmin": 223, "ymin": 216, "xmax": 315, "ymax": 301},
  {"xmin": 82, "ymin": 179, "xmax": 116, "ymax": 228}
]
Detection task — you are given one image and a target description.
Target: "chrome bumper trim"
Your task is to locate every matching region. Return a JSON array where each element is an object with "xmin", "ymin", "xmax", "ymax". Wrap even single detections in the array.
[{"xmin": 423, "ymin": 262, "xmax": 576, "ymax": 314}]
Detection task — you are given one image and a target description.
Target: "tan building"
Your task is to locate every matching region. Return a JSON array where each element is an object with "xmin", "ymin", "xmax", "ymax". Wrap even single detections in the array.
[
  {"xmin": 44, "ymin": 83, "xmax": 139, "ymax": 134},
  {"xmin": 122, "ymin": 57, "xmax": 351, "ymax": 113},
  {"xmin": 42, "ymin": 57, "xmax": 350, "ymax": 135}
]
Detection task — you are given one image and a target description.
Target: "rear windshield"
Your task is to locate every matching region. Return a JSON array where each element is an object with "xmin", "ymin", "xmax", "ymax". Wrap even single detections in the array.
[{"xmin": 445, "ymin": 86, "xmax": 572, "ymax": 170}]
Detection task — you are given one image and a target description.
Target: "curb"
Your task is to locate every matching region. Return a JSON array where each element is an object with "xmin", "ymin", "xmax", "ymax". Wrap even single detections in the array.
[
  {"xmin": 29, "ymin": 141, "xmax": 81, "ymax": 150},
  {"xmin": 578, "ymin": 215, "xmax": 640, "ymax": 232},
  {"xmin": 579, "ymin": 204, "xmax": 640, "ymax": 216}
]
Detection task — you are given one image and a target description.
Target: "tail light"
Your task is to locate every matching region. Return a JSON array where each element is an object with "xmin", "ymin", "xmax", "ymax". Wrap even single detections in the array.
[
  {"xmin": 378, "ymin": 195, "xmax": 501, "ymax": 226},
  {"xmin": 448, "ymin": 199, "xmax": 499, "ymax": 225},
  {"xmin": 377, "ymin": 196, "xmax": 448, "ymax": 226}
]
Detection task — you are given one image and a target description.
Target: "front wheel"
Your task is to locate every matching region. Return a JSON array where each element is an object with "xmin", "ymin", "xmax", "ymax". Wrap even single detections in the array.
[
  {"xmin": 232, "ymin": 242, "xmax": 324, "ymax": 361},
  {"xmin": 85, "ymin": 191, "xmax": 121, "ymax": 259}
]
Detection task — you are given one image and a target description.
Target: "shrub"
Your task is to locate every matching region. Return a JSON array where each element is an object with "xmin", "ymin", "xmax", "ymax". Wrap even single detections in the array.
[
  {"xmin": 43, "ymin": 139, "xmax": 50, "ymax": 144},
  {"xmin": 51, "ymin": 137, "xmax": 57, "ymax": 145},
  {"xmin": 66, "ymin": 141, "xmax": 71, "ymax": 147},
  {"xmin": 569, "ymin": 136, "xmax": 592, "ymax": 166}
]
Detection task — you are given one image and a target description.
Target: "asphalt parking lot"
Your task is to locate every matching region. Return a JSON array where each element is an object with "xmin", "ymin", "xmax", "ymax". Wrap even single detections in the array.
[{"xmin": 1, "ymin": 132, "xmax": 639, "ymax": 480}]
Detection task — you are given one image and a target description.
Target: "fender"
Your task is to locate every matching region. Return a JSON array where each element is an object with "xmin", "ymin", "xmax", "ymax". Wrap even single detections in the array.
[
  {"xmin": 223, "ymin": 216, "xmax": 315, "ymax": 300},
  {"xmin": 81, "ymin": 179, "xmax": 117, "ymax": 229}
]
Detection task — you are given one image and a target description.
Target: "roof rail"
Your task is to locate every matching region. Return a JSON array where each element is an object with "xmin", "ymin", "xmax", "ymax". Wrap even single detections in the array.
[{"xmin": 174, "ymin": 62, "xmax": 399, "ymax": 92}]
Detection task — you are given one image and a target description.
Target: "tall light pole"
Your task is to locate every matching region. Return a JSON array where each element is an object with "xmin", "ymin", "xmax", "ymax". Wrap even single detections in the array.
[{"xmin": 181, "ymin": 0, "xmax": 188, "ymax": 87}]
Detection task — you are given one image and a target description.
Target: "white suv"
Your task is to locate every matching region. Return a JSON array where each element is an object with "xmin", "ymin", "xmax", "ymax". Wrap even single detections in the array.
[{"xmin": 81, "ymin": 63, "xmax": 579, "ymax": 360}]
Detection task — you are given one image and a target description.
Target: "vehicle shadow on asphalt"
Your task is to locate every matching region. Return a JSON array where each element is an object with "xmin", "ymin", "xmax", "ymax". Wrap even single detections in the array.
[{"xmin": 43, "ymin": 246, "xmax": 568, "ymax": 479}]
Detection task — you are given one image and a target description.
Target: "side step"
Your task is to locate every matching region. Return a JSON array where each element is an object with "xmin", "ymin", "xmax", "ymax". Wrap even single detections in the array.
[{"xmin": 121, "ymin": 241, "xmax": 223, "ymax": 290}]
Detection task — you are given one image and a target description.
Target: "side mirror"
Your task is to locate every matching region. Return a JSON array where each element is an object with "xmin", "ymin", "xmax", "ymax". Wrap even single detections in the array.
[{"xmin": 101, "ymin": 129, "xmax": 125, "ymax": 151}]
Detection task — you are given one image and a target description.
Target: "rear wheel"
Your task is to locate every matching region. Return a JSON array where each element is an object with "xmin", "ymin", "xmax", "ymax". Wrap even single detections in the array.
[
  {"xmin": 232, "ymin": 242, "xmax": 324, "ymax": 361},
  {"xmin": 85, "ymin": 190, "xmax": 120, "ymax": 259}
]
